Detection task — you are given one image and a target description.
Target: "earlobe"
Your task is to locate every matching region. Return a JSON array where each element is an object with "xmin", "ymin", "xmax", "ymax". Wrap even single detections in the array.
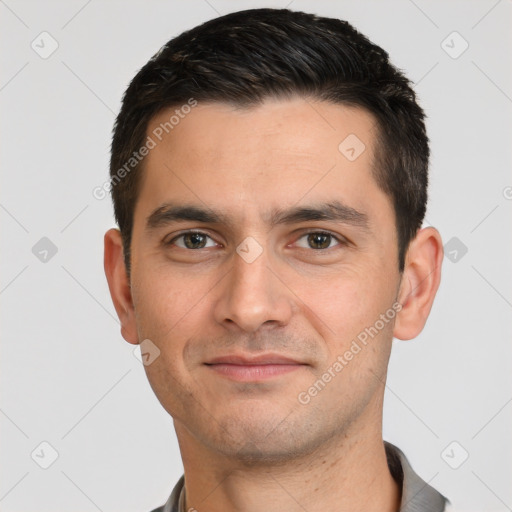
[
  {"xmin": 393, "ymin": 227, "xmax": 444, "ymax": 341},
  {"xmin": 103, "ymin": 228, "xmax": 139, "ymax": 345}
]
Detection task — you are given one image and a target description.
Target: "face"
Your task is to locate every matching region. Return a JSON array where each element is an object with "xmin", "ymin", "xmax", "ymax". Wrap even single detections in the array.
[{"xmin": 123, "ymin": 98, "xmax": 404, "ymax": 462}]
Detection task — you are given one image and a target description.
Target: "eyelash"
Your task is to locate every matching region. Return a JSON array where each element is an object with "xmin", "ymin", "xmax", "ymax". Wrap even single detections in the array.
[{"xmin": 165, "ymin": 230, "xmax": 347, "ymax": 251}]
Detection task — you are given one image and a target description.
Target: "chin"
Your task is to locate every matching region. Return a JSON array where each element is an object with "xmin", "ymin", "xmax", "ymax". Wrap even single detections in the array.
[{"xmin": 198, "ymin": 411, "xmax": 329, "ymax": 466}]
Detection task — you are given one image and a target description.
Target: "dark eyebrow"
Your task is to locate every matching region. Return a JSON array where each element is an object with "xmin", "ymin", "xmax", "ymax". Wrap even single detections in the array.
[
  {"xmin": 145, "ymin": 200, "xmax": 370, "ymax": 233},
  {"xmin": 266, "ymin": 201, "xmax": 369, "ymax": 230},
  {"xmin": 146, "ymin": 204, "xmax": 231, "ymax": 231}
]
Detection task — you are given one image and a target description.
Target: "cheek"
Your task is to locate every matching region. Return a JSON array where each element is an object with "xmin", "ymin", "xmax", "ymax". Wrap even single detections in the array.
[
  {"xmin": 302, "ymin": 265, "xmax": 397, "ymax": 360},
  {"xmin": 131, "ymin": 269, "xmax": 207, "ymax": 413},
  {"xmin": 131, "ymin": 265, "xmax": 216, "ymax": 377},
  {"xmin": 131, "ymin": 264, "xmax": 206, "ymax": 338},
  {"xmin": 303, "ymin": 268, "xmax": 377, "ymax": 329}
]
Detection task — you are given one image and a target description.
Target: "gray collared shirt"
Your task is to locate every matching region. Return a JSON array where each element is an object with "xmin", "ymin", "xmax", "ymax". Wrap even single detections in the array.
[{"xmin": 150, "ymin": 441, "xmax": 450, "ymax": 512}]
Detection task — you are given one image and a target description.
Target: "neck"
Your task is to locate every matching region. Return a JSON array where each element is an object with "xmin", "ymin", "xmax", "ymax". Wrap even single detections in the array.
[{"xmin": 174, "ymin": 415, "xmax": 401, "ymax": 512}]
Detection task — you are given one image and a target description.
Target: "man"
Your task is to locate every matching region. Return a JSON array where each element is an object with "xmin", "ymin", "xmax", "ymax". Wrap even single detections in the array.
[{"xmin": 104, "ymin": 8, "xmax": 449, "ymax": 511}]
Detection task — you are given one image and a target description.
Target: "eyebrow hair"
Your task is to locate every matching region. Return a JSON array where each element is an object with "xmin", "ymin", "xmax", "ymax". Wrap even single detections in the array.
[{"xmin": 145, "ymin": 200, "xmax": 370, "ymax": 233}]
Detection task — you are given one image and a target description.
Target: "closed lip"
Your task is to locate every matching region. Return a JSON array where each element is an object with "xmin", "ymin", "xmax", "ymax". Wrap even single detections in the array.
[{"xmin": 205, "ymin": 353, "xmax": 305, "ymax": 365}]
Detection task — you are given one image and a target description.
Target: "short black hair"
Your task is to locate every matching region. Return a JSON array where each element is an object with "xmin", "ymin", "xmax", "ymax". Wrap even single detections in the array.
[{"xmin": 110, "ymin": 8, "xmax": 429, "ymax": 276}]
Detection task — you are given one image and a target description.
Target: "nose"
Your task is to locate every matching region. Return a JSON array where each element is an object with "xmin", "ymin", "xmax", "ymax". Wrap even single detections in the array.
[{"xmin": 213, "ymin": 240, "xmax": 294, "ymax": 333}]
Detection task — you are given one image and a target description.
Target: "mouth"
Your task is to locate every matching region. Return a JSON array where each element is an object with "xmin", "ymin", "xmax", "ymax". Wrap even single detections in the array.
[{"xmin": 204, "ymin": 353, "xmax": 308, "ymax": 382}]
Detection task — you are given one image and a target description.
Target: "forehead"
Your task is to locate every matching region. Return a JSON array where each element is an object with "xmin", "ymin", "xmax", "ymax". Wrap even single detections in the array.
[
  {"xmin": 135, "ymin": 97, "xmax": 390, "ymax": 228},
  {"xmin": 145, "ymin": 97, "xmax": 377, "ymax": 168}
]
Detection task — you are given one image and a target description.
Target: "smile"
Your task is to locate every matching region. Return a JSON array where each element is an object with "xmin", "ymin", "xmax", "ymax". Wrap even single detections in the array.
[
  {"xmin": 204, "ymin": 353, "xmax": 308, "ymax": 382},
  {"xmin": 205, "ymin": 362, "xmax": 304, "ymax": 381}
]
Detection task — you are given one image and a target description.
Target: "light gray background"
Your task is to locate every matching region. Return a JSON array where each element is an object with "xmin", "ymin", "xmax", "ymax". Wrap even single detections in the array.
[{"xmin": 1, "ymin": 1, "xmax": 511, "ymax": 511}]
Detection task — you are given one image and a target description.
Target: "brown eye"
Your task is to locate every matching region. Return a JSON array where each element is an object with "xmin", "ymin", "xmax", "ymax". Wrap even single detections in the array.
[
  {"xmin": 308, "ymin": 233, "xmax": 332, "ymax": 250},
  {"xmin": 295, "ymin": 232, "xmax": 341, "ymax": 250},
  {"xmin": 167, "ymin": 231, "xmax": 216, "ymax": 249}
]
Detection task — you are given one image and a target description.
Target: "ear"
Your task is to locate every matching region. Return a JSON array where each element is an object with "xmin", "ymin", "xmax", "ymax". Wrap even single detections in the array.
[
  {"xmin": 103, "ymin": 228, "xmax": 139, "ymax": 345},
  {"xmin": 394, "ymin": 227, "xmax": 444, "ymax": 340}
]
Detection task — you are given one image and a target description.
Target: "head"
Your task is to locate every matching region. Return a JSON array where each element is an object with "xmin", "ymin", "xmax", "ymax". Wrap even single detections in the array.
[{"xmin": 104, "ymin": 8, "xmax": 443, "ymax": 463}]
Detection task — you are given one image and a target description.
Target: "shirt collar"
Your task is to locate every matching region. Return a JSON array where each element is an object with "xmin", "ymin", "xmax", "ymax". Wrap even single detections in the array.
[{"xmin": 385, "ymin": 442, "xmax": 449, "ymax": 511}]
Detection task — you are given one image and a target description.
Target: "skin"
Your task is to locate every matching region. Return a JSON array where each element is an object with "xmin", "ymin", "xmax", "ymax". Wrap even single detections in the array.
[{"xmin": 104, "ymin": 97, "xmax": 443, "ymax": 512}]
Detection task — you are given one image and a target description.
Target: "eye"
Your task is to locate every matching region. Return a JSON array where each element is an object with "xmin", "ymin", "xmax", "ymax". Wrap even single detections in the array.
[
  {"xmin": 166, "ymin": 231, "xmax": 217, "ymax": 250},
  {"xmin": 164, "ymin": 230, "xmax": 347, "ymax": 252},
  {"xmin": 294, "ymin": 231, "xmax": 344, "ymax": 250}
]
